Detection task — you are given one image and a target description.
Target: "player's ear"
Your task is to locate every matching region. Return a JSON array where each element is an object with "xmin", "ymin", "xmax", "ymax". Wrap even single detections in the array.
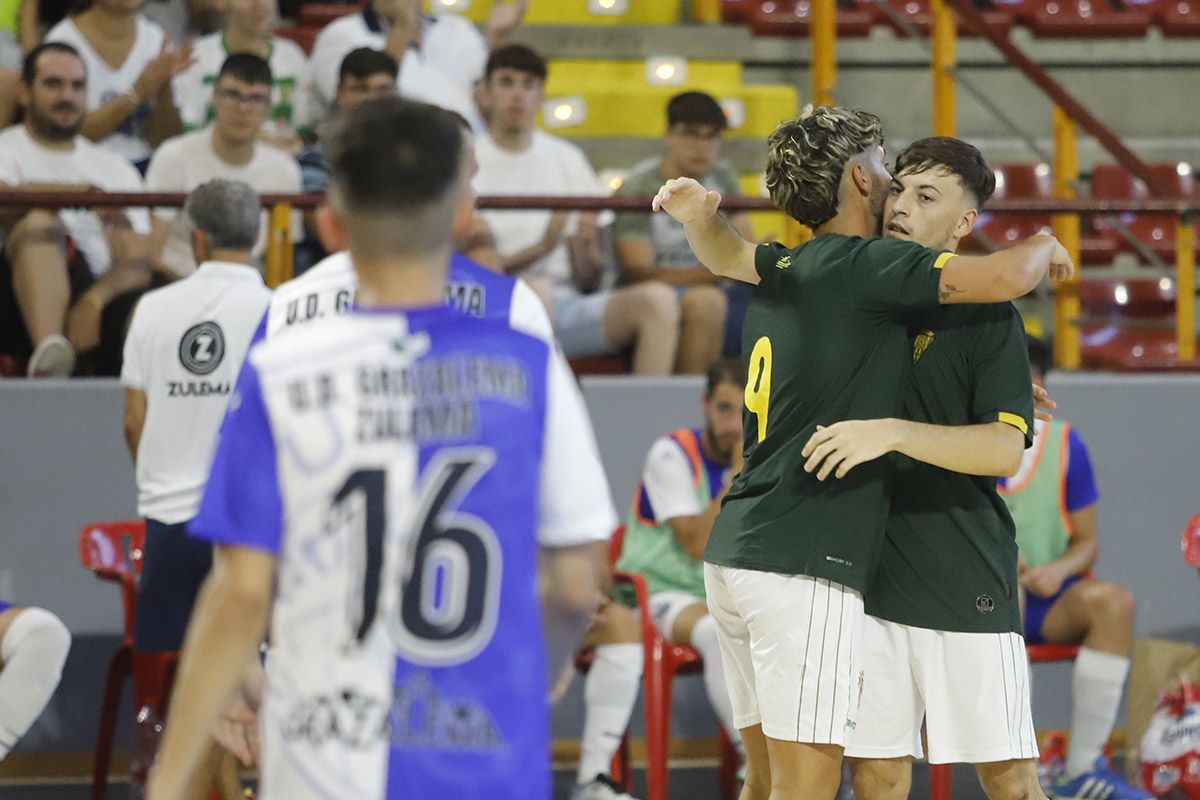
[
  {"xmin": 314, "ymin": 203, "xmax": 347, "ymax": 253},
  {"xmin": 956, "ymin": 207, "xmax": 979, "ymax": 239},
  {"xmin": 849, "ymin": 160, "xmax": 871, "ymax": 200}
]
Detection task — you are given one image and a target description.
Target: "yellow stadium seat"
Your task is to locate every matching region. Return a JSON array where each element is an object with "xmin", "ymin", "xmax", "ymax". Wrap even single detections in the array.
[
  {"xmin": 548, "ymin": 59, "xmax": 743, "ymax": 90},
  {"xmin": 425, "ymin": 0, "xmax": 680, "ymax": 25}
]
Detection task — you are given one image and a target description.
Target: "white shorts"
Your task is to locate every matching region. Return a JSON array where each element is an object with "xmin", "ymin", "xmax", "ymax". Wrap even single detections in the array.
[
  {"xmin": 647, "ymin": 590, "xmax": 705, "ymax": 644},
  {"xmin": 844, "ymin": 615, "xmax": 1039, "ymax": 764},
  {"xmin": 704, "ymin": 563, "xmax": 865, "ymax": 745}
]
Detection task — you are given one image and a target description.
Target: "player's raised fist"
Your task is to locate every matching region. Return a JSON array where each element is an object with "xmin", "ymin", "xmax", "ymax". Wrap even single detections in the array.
[{"xmin": 652, "ymin": 177, "xmax": 722, "ymax": 225}]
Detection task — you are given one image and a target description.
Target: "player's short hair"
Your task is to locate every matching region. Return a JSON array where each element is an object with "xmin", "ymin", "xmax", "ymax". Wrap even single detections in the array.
[
  {"xmin": 22, "ymin": 42, "xmax": 83, "ymax": 85},
  {"xmin": 485, "ymin": 44, "xmax": 547, "ymax": 83},
  {"xmin": 894, "ymin": 136, "xmax": 996, "ymax": 208},
  {"xmin": 217, "ymin": 53, "xmax": 272, "ymax": 88},
  {"xmin": 338, "ymin": 47, "xmax": 398, "ymax": 85},
  {"xmin": 1027, "ymin": 335, "xmax": 1052, "ymax": 378},
  {"xmin": 705, "ymin": 357, "xmax": 745, "ymax": 394},
  {"xmin": 323, "ymin": 96, "xmax": 463, "ymax": 258},
  {"xmin": 765, "ymin": 105, "xmax": 884, "ymax": 229},
  {"xmin": 667, "ymin": 91, "xmax": 727, "ymax": 132},
  {"xmin": 186, "ymin": 179, "xmax": 261, "ymax": 251}
]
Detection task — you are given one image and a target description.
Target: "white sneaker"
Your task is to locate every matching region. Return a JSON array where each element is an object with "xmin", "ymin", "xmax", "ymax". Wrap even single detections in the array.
[
  {"xmin": 26, "ymin": 334, "xmax": 74, "ymax": 378},
  {"xmin": 569, "ymin": 774, "xmax": 639, "ymax": 800}
]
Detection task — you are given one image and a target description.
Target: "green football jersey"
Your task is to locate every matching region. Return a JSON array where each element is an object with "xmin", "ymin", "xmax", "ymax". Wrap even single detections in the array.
[
  {"xmin": 866, "ymin": 302, "xmax": 1035, "ymax": 634},
  {"xmin": 704, "ymin": 235, "xmax": 950, "ymax": 592}
]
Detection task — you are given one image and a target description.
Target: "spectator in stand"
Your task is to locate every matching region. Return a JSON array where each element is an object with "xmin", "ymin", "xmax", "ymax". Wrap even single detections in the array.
[
  {"xmin": 44, "ymin": 0, "xmax": 193, "ymax": 166},
  {"xmin": 142, "ymin": 0, "xmax": 220, "ymax": 50},
  {"xmin": 475, "ymin": 45, "xmax": 680, "ymax": 374},
  {"xmin": 176, "ymin": 0, "xmax": 313, "ymax": 150},
  {"xmin": 145, "ymin": 54, "xmax": 301, "ymax": 277},
  {"xmin": 297, "ymin": 48, "xmax": 500, "ymax": 272},
  {"xmin": 308, "ymin": 0, "xmax": 526, "ymax": 128},
  {"xmin": 614, "ymin": 91, "xmax": 754, "ymax": 371},
  {"xmin": 122, "ymin": 179, "xmax": 271, "ymax": 799},
  {"xmin": 0, "ymin": 43, "xmax": 154, "ymax": 377}
]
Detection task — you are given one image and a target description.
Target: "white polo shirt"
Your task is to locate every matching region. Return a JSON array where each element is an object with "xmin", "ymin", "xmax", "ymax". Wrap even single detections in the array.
[{"xmin": 121, "ymin": 260, "xmax": 272, "ymax": 523}]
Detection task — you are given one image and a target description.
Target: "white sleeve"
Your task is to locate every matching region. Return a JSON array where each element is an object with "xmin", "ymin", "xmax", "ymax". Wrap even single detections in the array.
[
  {"xmin": 109, "ymin": 158, "xmax": 152, "ymax": 235},
  {"xmin": 641, "ymin": 437, "xmax": 704, "ymax": 523},
  {"xmin": 508, "ymin": 279, "xmax": 554, "ymax": 344},
  {"xmin": 537, "ymin": 349, "xmax": 618, "ymax": 547},
  {"xmin": 120, "ymin": 301, "xmax": 147, "ymax": 389},
  {"xmin": 143, "ymin": 144, "xmax": 179, "ymax": 224},
  {"xmin": 309, "ymin": 25, "xmax": 351, "ymax": 109}
]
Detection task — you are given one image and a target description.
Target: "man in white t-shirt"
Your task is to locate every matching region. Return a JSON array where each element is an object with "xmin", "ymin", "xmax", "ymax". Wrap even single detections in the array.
[
  {"xmin": 308, "ymin": 0, "xmax": 488, "ymax": 127},
  {"xmin": 475, "ymin": 45, "xmax": 680, "ymax": 375},
  {"xmin": 121, "ymin": 179, "xmax": 270, "ymax": 796},
  {"xmin": 0, "ymin": 43, "xmax": 154, "ymax": 377},
  {"xmin": 176, "ymin": 0, "xmax": 314, "ymax": 147},
  {"xmin": 146, "ymin": 53, "xmax": 302, "ymax": 277}
]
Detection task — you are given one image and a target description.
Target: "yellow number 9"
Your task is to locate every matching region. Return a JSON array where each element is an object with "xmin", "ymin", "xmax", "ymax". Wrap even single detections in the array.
[{"xmin": 745, "ymin": 336, "xmax": 772, "ymax": 442}]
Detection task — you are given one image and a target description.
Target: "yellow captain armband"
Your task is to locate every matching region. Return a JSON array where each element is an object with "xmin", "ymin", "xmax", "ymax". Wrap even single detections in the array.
[
  {"xmin": 997, "ymin": 412, "xmax": 1030, "ymax": 435},
  {"xmin": 745, "ymin": 336, "xmax": 773, "ymax": 442},
  {"xmin": 933, "ymin": 251, "xmax": 955, "ymax": 269}
]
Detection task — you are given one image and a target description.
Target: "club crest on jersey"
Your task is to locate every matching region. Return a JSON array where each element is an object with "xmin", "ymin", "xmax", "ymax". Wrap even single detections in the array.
[
  {"xmin": 774, "ymin": 254, "xmax": 792, "ymax": 270},
  {"xmin": 976, "ymin": 595, "xmax": 995, "ymax": 614},
  {"xmin": 912, "ymin": 329, "xmax": 935, "ymax": 363}
]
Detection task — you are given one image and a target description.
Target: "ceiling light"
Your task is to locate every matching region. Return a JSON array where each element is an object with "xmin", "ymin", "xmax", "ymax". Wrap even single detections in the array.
[
  {"xmin": 646, "ymin": 57, "xmax": 687, "ymax": 87},
  {"xmin": 543, "ymin": 97, "xmax": 586, "ymax": 129}
]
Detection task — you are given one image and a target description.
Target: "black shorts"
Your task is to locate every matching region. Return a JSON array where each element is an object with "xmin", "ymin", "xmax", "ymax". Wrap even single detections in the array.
[
  {"xmin": 133, "ymin": 518, "xmax": 213, "ymax": 653},
  {"xmin": 0, "ymin": 236, "xmax": 94, "ymax": 360}
]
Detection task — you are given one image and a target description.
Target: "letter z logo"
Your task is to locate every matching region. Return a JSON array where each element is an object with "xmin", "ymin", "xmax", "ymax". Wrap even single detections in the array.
[{"xmin": 179, "ymin": 321, "xmax": 226, "ymax": 376}]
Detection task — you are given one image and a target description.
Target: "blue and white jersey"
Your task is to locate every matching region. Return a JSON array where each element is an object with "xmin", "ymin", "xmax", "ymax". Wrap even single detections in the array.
[
  {"xmin": 259, "ymin": 251, "xmax": 554, "ymax": 343},
  {"xmin": 192, "ymin": 305, "xmax": 615, "ymax": 800}
]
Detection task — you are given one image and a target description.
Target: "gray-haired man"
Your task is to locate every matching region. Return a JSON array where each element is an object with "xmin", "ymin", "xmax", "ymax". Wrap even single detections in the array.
[{"xmin": 121, "ymin": 178, "xmax": 270, "ymax": 797}]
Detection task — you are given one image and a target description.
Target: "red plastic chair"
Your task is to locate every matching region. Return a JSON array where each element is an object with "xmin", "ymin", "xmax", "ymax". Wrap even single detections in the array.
[
  {"xmin": 1090, "ymin": 162, "xmax": 1200, "ymax": 263},
  {"xmin": 750, "ymin": 0, "xmax": 877, "ymax": 37},
  {"xmin": 576, "ymin": 527, "xmax": 738, "ymax": 800},
  {"xmin": 929, "ymin": 643, "xmax": 1081, "ymax": 799},
  {"xmin": 966, "ymin": 163, "xmax": 1055, "ymax": 255},
  {"xmin": 1030, "ymin": 0, "xmax": 1152, "ymax": 36},
  {"xmin": 78, "ymin": 520, "xmax": 178, "ymax": 800}
]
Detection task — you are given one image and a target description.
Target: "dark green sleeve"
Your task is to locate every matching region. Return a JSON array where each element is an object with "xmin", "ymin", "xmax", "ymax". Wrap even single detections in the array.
[
  {"xmin": 754, "ymin": 242, "xmax": 793, "ymax": 290},
  {"xmin": 845, "ymin": 237, "xmax": 949, "ymax": 315},
  {"xmin": 970, "ymin": 304, "xmax": 1036, "ymax": 447}
]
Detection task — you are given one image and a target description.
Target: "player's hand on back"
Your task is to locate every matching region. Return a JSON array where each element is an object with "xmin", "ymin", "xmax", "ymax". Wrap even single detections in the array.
[
  {"xmin": 801, "ymin": 419, "xmax": 899, "ymax": 481},
  {"xmin": 1036, "ymin": 233, "xmax": 1075, "ymax": 282},
  {"xmin": 1032, "ymin": 382, "xmax": 1056, "ymax": 424},
  {"xmin": 652, "ymin": 177, "xmax": 722, "ymax": 225}
]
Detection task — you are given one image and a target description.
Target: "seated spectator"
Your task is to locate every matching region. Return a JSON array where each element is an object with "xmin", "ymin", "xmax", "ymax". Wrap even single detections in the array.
[
  {"xmin": 475, "ymin": 45, "xmax": 680, "ymax": 375},
  {"xmin": 614, "ymin": 91, "xmax": 754, "ymax": 370},
  {"xmin": 0, "ymin": 601, "xmax": 71, "ymax": 761},
  {"xmin": 176, "ymin": 0, "xmax": 314, "ymax": 150},
  {"xmin": 44, "ymin": 0, "xmax": 192, "ymax": 165},
  {"xmin": 309, "ymin": 0, "xmax": 496, "ymax": 128},
  {"xmin": 1001, "ymin": 336, "xmax": 1144, "ymax": 798},
  {"xmin": 0, "ymin": 43, "xmax": 154, "ymax": 377},
  {"xmin": 573, "ymin": 359, "xmax": 747, "ymax": 800},
  {"xmin": 297, "ymin": 48, "xmax": 500, "ymax": 272},
  {"xmin": 145, "ymin": 53, "xmax": 301, "ymax": 277}
]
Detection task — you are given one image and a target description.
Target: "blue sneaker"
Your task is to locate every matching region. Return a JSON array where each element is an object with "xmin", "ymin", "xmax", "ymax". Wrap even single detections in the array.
[{"xmin": 1054, "ymin": 756, "xmax": 1154, "ymax": 799}]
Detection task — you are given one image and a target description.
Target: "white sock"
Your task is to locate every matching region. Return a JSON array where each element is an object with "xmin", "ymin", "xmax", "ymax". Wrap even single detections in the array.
[
  {"xmin": 0, "ymin": 608, "xmax": 71, "ymax": 759},
  {"xmin": 577, "ymin": 642, "xmax": 643, "ymax": 785},
  {"xmin": 1065, "ymin": 646, "xmax": 1130, "ymax": 778},
  {"xmin": 690, "ymin": 614, "xmax": 744, "ymax": 758}
]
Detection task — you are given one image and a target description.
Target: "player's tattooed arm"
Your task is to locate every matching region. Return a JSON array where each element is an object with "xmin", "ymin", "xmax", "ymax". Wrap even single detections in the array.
[
  {"xmin": 936, "ymin": 234, "xmax": 1073, "ymax": 305},
  {"xmin": 939, "ymin": 282, "xmax": 965, "ymax": 303}
]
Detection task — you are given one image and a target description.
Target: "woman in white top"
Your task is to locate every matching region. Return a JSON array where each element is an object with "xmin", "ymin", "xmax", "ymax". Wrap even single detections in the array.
[{"xmin": 45, "ymin": 0, "xmax": 193, "ymax": 164}]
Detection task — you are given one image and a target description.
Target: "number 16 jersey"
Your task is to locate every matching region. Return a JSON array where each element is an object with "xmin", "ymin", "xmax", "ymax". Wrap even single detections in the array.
[{"xmin": 190, "ymin": 304, "xmax": 617, "ymax": 800}]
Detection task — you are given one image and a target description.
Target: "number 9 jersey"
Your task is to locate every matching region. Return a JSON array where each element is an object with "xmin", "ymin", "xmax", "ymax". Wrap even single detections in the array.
[{"xmin": 189, "ymin": 305, "xmax": 617, "ymax": 800}]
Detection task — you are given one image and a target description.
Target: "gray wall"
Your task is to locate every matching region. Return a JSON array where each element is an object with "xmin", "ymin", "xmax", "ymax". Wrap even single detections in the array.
[{"xmin": 2, "ymin": 373, "xmax": 1198, "ymax": 752}]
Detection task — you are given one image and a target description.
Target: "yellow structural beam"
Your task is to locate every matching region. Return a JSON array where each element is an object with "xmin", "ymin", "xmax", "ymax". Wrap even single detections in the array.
[
  {"xmin": 265, "ymin": 203, "xmax": 294, "ymax": 289},
  {"xmin": 931, "ymin": 0, "xmax": 957, "ymax": 136},
  {"xmin": 810, "ymin": 0, "xmax": 836, "ymax": 106},
  {"xmin": 1178, "ymin": 219, "xmax": 1197, "ymax": 362},
  {"xmin": 1051, "ymin": 107, "xmax": 1081, "ymax": 370}
]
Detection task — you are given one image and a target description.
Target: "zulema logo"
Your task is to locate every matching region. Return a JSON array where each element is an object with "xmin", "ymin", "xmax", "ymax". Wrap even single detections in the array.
[{"xmin": 178, "ymin": 321, "xmax": 226, "ymax": 376}]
